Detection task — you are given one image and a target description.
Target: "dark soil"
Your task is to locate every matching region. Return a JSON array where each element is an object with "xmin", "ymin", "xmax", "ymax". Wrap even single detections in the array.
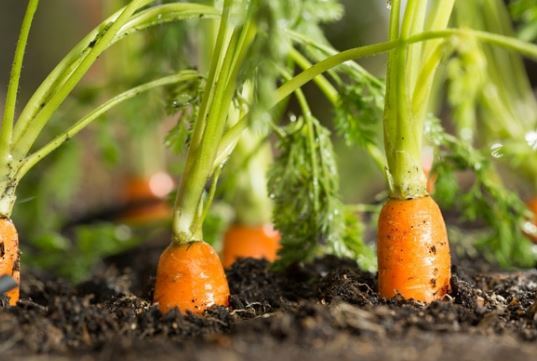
[{"xmin": 2, "ymin": 246, "xmax": 537, "ymax": 361}]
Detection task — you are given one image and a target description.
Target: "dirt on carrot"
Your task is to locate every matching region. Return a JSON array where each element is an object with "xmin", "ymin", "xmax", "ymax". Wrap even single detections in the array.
[
  {"xmin": 377, "ymin": 196, "xmax": 451, "ymax": 302},
  {"xmin": 153, "ymin": 241, "xmax": 229, "ymax": 314},
  {"xmin": 221, "ymin": 224, "xmax": 281, "ymax": 268}
]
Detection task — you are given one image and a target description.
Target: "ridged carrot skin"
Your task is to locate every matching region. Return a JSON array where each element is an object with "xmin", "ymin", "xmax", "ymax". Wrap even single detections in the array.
[
  {"xmin": 120, "ymin": 176, "xmax": 172, "ymax": 223},
  {"xmin": 222, "ymin": 224, "xmax": 280, "ymax": 268},
  {"xmin": 0, "ymin": 218, "xmax": 19, "ymax": 305},
  {"xmin": 154, "ymin": 241, "xmax": 230, "ymax": 314},
  {"xmin": 377, "ymin": 196, "xmax": 451, "ymax": 302}
]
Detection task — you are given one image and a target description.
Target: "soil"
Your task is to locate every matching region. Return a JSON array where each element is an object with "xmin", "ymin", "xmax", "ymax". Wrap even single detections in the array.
[{"xmin": 2, "ymin": 245, "xmax": 537, "ymax": 361}]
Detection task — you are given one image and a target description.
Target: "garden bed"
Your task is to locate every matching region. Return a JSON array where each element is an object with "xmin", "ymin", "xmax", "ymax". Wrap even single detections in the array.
[{"xmin": 2, "ymin": 245, "xmax": 537, "ymax": 361}]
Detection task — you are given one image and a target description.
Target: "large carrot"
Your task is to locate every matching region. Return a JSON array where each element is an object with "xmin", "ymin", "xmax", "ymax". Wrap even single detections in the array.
[
  {"xmin": 377, "ymin": 197, "xmax": 450, "ymax": 301},
  {"xmin": 222, "ymin": 224, "xmax": 280, "ymax": 268},
  {"xmin": 0, "ymin": 218, "xmax": 19, "ymax": 305},
  {"xmin": 377, "ymin": 0, "xmax": 454, "ymax": 302}
]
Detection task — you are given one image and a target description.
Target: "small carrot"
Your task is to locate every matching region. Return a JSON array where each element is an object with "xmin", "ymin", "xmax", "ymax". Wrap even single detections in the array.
[
  {"xmin": 525, "ymin": 197, "xmax": 537, "ymax": 243},
  {"xmin": 377, "ymin": 196, "xmax": 451, "ymax": 302},
  {"xmin": 119, "ymin": 172, "xmax": 174, "ymax": 224},
  {"xmin": 222, "ymin": 224, "xmax": 280, "ymax": 268},
  {"xmin": 0, "ymin": 218, "xmax": 19, "ymax": 306},
  {"xmin": 154, "ymin": 241, "xmax": 229, "ymax": 314}
]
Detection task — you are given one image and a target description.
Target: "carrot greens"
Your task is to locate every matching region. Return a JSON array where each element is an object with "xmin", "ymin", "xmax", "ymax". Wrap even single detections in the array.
[
  {"xmin": 426, "ymin": 117, "xmax": 535, "ymax": 267},
  {"xmin": 0, "ymin": 1, "xmax": 219, "ymax": 218},
  {"xmin": 510, "ymin": 0, "xmax": 537, "ymax": 41}
]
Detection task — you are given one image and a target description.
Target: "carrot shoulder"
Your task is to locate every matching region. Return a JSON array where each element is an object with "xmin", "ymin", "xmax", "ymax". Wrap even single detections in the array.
[
  {"xmin": 154, "ymin": 241, "xmax": 229, "ymax": 314},
  {"xmin": 0, "ymin": 218, "xmax": 19, "ymax": 305},
  {"xmin": 377, "ymin": 196, "xmax": 451, "ymax": 302},
  {"xmin": 222, "ymin": 224, "xmax": 280, "ymax": 268}
]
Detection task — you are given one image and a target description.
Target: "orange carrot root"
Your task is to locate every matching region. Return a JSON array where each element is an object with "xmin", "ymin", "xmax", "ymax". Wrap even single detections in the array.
[
  {"xmin": 0, "ymin": 218, "xmax": 19, "ymax": 306},
  {"xmin": 120, "ymin": 174, "xmax": 174, "ymax": 224},
  {"xmin": 154, "ymin": 241, "xmax": 229, "ymax": 314},
  {"xmin": 222, "ymin": 224, "xmax": 280, "ymax": 268},
  {"xmin": 377, "ymin": 196, "xmax": 451, "ymax": 302},
  {"xmin": 525, "ymin": 198, "xmax": 537, "ymax": 243}
]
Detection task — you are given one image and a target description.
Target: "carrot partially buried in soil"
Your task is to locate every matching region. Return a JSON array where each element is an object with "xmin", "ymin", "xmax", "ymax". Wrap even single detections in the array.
[
  {"xmin": 376, "ymin": 0, "xmax": 454, "ymax": 302},
  {"xmin": 0, "ymin": 218, "xmax": 19, "ymax": 305},
  {"xmin": 222, "ymin": 224, "xmax": 280, "ymax": 268},
  {"xmin": 377, "ymin": 197, "xmax": 451, "ymax": 302},
  {"xmin": 154, "ymin": 241, "xmax": 229, "ymax": 314}
]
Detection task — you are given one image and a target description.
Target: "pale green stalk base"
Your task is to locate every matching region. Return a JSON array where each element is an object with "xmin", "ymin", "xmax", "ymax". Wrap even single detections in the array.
[
  {"xmin": 0, "ymin": 179, "xmax": 17, "ymax": 218},
  {"xmin": 230, "ymin": 131, "xmax": 274, "ymax": 226}
]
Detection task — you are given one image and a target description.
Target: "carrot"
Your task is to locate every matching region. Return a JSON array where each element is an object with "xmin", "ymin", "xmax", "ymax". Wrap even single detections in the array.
[
  {"xmin": 525, "ymin": 197, "xmax": 537, "ymax": 243},
  {"xmin": 0, "ymin": 218, "xmax": 19, "ymax": 306},
  {"xmin": 375, "ymin": 1, "xmax": 455, "ymax": 303},
  {"xmin": 119, "ymin": 173, "xmax": 174, "ymax": 224},
  {"xmin": 154, "ymin": 241, "xmax": 229, "ymax": 314},
  {"xmin": 222, "ymin": 224, "xmax": 280, "ymax": 268},
  {"xmin": 377, "ymin": 196, "xmax": 451, "ymax": 302}
]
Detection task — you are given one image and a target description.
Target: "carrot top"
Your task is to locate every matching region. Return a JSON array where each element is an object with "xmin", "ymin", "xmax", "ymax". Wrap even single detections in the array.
[{"xmin": 383, "ymin": 0, "xmax": 455, "ymax": 200}]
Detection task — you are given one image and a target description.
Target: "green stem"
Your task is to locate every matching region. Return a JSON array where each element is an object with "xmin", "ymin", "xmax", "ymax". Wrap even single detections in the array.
[
  {"xmin": 289, "ymin": 48, "xmax": 338, "ymax": 104},
  {"xmin": 12, "ymin": 0, "xmax": 149, "ymax": 161},
  {"xmin": 401, "ymin": 0, "xmax": 427, "ymax": 93},
  {"xmin": 12, "ymin": 2, "xmax": 218, "ymax": 155},
  {"xmin": 385, "ymin": 0, "xmax": 424, "ymax": 199},
  {"xmin": 216, "ymin": 27, "xmax": 537, "ymax": 177},
  {"xmin": 16, "ymin": 71, "xmax": 200, "ymax": 182},
  {"xmin": 0, "ymin": 0, "xmax": 40, "ymax": 175},
  {"xmin": 287, "ymin": 30, "xmax": 382, "ymax": 87},
  {"xmin": 289, "ymin": 48, "xmax": 388, "ymax": 174},
  {"xmin": 12, "ymin": 0, "xmax": 153, "ymax": 144},
  {"xmin": 172, "ymin": 0, "xmax": 247, "ymax": 244}
]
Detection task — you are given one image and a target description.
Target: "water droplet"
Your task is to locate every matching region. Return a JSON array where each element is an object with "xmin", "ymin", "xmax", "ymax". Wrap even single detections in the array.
[
  {"xmin": 490, "ymin": 143, "xmax": 504, "ymax": 158},
  {"xmin": 115, "ymin": 225, "xmax": 132, "ymax": 241}
]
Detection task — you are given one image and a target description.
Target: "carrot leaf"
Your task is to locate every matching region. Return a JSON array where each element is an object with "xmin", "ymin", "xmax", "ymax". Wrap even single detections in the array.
[
  {"xmin": 426, "ymin": 116, "xmax": 536, "ymax": 267},
  {"xmin": 334, "ymin": 79, "xmax": 385, "ymax": 148},
  {"xmin": 269, "ymin": 115, "xmax": 374, "ymax": 269}
]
